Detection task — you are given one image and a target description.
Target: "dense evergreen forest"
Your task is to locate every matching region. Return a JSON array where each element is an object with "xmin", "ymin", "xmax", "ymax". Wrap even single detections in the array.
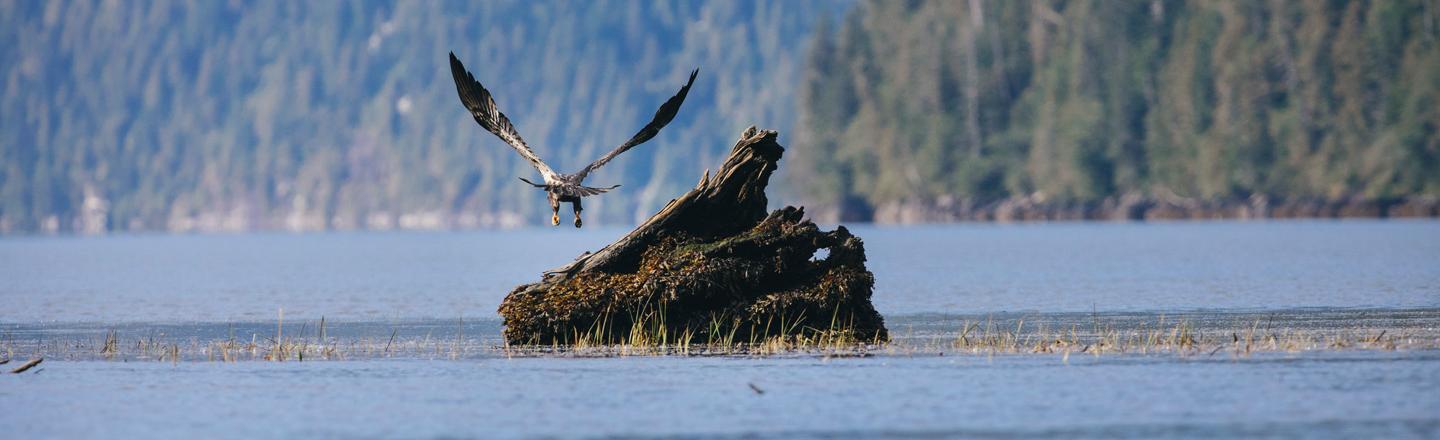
[
  {"xmin": 0, "ymin": 0, "xmax": 836, "ymax": 233},
  {"xmin": 3, "ymin": 0, "xmax": 1438, "ymax": 233},
  {"xmin": 792, "ymin": 0, "xmax": 1440, "ymax": 221}
]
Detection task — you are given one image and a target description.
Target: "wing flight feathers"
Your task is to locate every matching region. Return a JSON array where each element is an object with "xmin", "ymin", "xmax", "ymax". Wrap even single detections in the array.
[
  {"xmin": 578, "ymin": 68, "xmax": 699, "ymax": 179},
  {"xmin": 449, "ymin": 53, "xmax": 558, "ymax": 181}
]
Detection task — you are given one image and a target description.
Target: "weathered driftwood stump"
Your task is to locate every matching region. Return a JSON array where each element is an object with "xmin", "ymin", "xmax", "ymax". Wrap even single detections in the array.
[{"xmin": 499, "ymin": 127, "xmax": 887, "ymax": 345}]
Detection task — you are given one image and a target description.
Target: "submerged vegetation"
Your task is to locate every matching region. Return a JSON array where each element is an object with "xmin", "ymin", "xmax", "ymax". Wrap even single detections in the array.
[
  {"xmin": 921, "ymin": 317, "xmax": 1420, "ymax": 358},
  {"xmin": 4, "ymin": 312, "xmax": 1436, "ymax": 363}
]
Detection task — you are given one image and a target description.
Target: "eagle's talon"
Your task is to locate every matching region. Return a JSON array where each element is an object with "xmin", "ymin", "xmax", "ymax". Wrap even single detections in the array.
[
  {"xmin": 574, "ymin": 216, "xmax": 583, "ymax": 228},
  {"xmin": 551, "ymin": 213, "xmax": 560, "ymax": 226}
]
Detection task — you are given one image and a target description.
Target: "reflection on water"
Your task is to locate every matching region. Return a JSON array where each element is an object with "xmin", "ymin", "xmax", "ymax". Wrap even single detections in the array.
[{"xmin": 1, "ymin": 220, "xmax": 1437, "ymax": 323}]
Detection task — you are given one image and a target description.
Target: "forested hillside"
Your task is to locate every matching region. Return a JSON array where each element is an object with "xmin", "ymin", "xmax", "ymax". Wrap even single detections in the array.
[
  {"xmin": 793, "ymin": 0, "xmax": 1440, "ymax": 222},
  {"xmin": 6, "ymin": 0, "xmax": 1438, "ymax": 234},
  {"xmin": 0, "ymin": 0, "xmax": 838, "ymax": 233}
]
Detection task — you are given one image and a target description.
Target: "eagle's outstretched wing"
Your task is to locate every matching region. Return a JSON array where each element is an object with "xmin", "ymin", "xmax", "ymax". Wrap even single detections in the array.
[
  {"xmin": 577, "ymin": 68, "xmax": 698, "ymax": 180},
  {"xmin": 449, "ymin": 52, "xmax": 559, "ymax": 182}
]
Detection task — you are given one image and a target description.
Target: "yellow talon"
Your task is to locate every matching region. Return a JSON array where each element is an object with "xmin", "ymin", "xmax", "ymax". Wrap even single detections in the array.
[{"xmin": 551, "ymin": 213, "xmax": 560, "ymax": 226}]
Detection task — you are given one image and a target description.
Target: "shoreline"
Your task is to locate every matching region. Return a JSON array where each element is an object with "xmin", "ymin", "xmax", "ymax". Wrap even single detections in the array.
[
  {"xmin": 5, "ymin": 196, "xmax": 1440, "ymax": 236},
  {"xmin": 824, "ymin": 195, "xmax": 1440, "ymax": 224}
]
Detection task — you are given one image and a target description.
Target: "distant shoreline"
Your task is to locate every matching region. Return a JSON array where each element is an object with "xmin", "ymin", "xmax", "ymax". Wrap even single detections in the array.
[
  {"xmin": 823, "ymin": 195, "xmax": 1440, "ymax": 224},
  {"xmin": 2, "ymin": 195, "xmax": 1438, "ymax": 235}
]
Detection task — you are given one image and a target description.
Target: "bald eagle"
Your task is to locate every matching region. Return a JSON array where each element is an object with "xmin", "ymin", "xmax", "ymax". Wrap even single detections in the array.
[{"xmin": 448, "ymin": 52, "xmax": 698, "ymax": 228}]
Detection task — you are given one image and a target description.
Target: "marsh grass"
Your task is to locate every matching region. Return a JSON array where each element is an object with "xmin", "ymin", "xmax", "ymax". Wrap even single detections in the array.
[
  {"xmin": 7, "ymin": 312, "xmax": 1436, "ymax": 363},
  {"xmin": 507, "ymin": 303, "xmax": 882, "ymax": 358},
  {"xmin": 1, "ymin": 331, "xmax": 14, "ymax": 361},
  {"xmin": 917, "ymin": 315, "xmax": 1426, "ymax": 358}
]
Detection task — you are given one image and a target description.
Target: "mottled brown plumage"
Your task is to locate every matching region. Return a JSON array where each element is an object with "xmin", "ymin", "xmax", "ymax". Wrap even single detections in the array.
[{"xmin": 449, "ymin": 52, "xmax": 698, "ymax": 227}]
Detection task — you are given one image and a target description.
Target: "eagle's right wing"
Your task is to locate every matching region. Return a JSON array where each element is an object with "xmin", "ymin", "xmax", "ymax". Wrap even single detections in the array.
[
  {"xmin": 449, "ymin": 52, "xmax": 558, "ymax": 182},
  {"xmin": 576, "ymin": 68, "xmax": 698, "ymax": 180}
]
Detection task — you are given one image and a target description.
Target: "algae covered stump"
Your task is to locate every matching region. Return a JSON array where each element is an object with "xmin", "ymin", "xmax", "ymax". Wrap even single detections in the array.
[{"xmin": 499, "ymin": 127, "xmax": 888, "ymax": 346}]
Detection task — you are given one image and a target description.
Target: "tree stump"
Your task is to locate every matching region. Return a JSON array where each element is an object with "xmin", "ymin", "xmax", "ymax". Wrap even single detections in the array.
[{"xmin": 498, "ymin": 127, "xmax": 887, "ymax": 345}]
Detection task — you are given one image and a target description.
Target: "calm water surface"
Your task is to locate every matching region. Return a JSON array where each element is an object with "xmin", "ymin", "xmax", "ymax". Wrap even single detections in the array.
[
  {"xmin": 2, "ymin": 220, "xmax": 1439, "ymax": 439},
  {"xmin": 3, "ymin": 353, "xmax": 1438, "ymax": 439},
  {"xmin": 2, "ymin": 220, "xmax": 1436, "ymax": 322}
]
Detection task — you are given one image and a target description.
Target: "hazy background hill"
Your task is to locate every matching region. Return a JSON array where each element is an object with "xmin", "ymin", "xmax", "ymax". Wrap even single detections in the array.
[
  {"xmin": 3, "ymin": 0, "xmax": 1437, "ymax": 234},
  {"xmin": 1, "ymin": 0, "xmax": 839, "ymax": 233}
]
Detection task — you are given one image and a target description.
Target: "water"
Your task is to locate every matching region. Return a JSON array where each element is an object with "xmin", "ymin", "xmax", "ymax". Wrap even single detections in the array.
[
  {"xmin": 2, "ymin": 221, "xmax": 1436, "ymax": 323},
  {"xmin": 4, "ymin": 353, "xmax": 1438, "ymax": 439},
  {"xmin": 2, "ymin": 220, "xmax": 1439, "ymax": 439},
  {"xmin": 861, "ymin": 220, "xmax": 1439, "ymax": 314}
]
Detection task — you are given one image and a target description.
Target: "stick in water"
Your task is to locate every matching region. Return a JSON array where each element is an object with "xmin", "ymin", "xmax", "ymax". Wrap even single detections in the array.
[{"xmin": 10, "ymin": 358, "xmax": 42, "ymax": 374}]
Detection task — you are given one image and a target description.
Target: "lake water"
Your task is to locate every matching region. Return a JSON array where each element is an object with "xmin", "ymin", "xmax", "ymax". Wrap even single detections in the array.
[
  {"xmin": 3, "ymin": 220, "xmax": 1436, "ymax": 322},
  {"xmin": 2, "ymin": 220, "xmax": 1439, "ymax": 438}
]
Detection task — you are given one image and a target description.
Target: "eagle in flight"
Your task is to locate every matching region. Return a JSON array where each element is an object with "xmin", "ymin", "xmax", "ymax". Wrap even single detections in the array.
[{"xmin": 448, "ymin": 52, "xmax": 698, "ymax": 228}]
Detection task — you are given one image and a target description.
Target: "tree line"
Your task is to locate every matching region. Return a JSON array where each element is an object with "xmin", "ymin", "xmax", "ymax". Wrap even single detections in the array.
[
  {"xmin": 791, "ymin": 0, "xmax": 1439, "ymax": 221},
  {"xmin": 0, "ymin": 0, "xmax": 835, "ymax": 233}
]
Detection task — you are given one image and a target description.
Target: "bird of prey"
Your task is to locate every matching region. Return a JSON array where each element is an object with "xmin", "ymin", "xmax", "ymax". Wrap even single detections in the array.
[{"xmin": 448, "ymin": 52, "xmax": 698, "ymax": 228}]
